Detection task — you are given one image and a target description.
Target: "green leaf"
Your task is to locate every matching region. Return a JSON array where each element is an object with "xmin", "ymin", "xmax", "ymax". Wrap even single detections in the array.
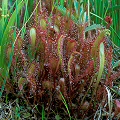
[
  {"xmin": 93, "ymin": 42, "xmax": 105, "ymax": 96},
  {"xmin": 68, "ymin": 51, "xmax": 80, "ymax": 80},
  {"xmin": 18, "ymin": 77, "xmax": 27, "ymax": 91},
  {"xmin": 59, "ymin": 91, "xmax": 71, "ymax": 120},
  {"xmin": 54, "ymin": 5, "xmax": 78, "ymax": 24},
  {"xmin": 85, "ymin": 24, "xmax": 102, "ymax": 32},
  {"xmin": 60, "ymin": 0, "xmax": 64, "ymax": 6},
  {"xmin": 42, "ymin": 105, "xmax": 45, "ymax": 120},
  {"xmin": 0, "ymin": 0, "xmax": 24, "ymax": 70},
  {"xmin": 74, "ymin": 0, "xmax": 79, "ymax": 15},
  {"xmin": 0, "ymin": 0, "xmax": 25, "ymax": 98},
  {"xmin": 1, "ymin": 0, "xmax": 8, "ymax": 30},
  {"xmin": 113, "ymin": 60, "xmax": 120, "ymax": 69},
  {"xmin": 97, "ymin": 42, "xmax": 105, "ymax": 81},
  {"xmin": 23, "ymin": 112, "xmax": 31, "ymax": 118},
  {"xmin": 55, "ymin": 114, "xmax": 61, "ymax": 120},
  {"xmin": 108, "ymin": 5, "xmax": 120, "ymax": 12}
]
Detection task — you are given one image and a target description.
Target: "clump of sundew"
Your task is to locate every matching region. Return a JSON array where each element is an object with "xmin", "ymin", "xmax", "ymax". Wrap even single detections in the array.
[{"xmin": 5, "ymin": 3, "xmax": 120, "ymax": 120}]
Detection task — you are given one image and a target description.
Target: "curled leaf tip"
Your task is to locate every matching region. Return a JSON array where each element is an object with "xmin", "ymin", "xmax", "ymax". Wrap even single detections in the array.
[{"xmin": 104, "ymin": 29, "xmax": 111, "ymax": 36}]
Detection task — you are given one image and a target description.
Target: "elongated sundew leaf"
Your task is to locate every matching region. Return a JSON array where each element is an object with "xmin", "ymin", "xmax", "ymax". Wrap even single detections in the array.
[
  {"xmin": 91, "ymin": 29, "xmax": 110, "ymax": 60},
  {"xmin": 57, "ymin": 35, "xmax": 65, "ymax": 65},
  {"xmin": 93, "ymin": 42, "xmax": 105, "ymax": 96},
  {"xmin": 68, "ymin": 51, "xmax": 80, "ymax": 80},
  {"xmin": 18, "ymin": 77, "xmax": 27, "ymax": 91},
  {"xmin": 97, "ymin": 43, "xmax": 105, "ymax": 81},
  {"xmin": 67, "ymin": 39, "xmax": 76, "ymax": 54}
]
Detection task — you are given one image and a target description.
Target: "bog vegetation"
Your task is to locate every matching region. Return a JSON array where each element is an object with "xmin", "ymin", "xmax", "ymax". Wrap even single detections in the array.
[{"xmin": 0, "ymin": 0, "xmax": 120, "ymax": 119}]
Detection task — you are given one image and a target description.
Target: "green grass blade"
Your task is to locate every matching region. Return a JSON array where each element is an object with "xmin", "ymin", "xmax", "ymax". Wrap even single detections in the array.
[
  {"xmin": 0, "ymin": 0, "xmax": 24, "ymax": 67},
  {"xmin": 21, "ymin": 0, "xmax": 29, "ymax": 38},
  {"xmin": 0, "ymin": 0, "xmax": 8, "ymax": 43},
  {"xmin": 59, "ymin": 91, "xmax": 71, "ymax": 120},
  {"xmin": 0, "ymin": 0, "xmax": 25, "ymax": 98},
  {"xmin": 60, "ymin": 0, "xmax": 64, "ymax": 6},
  {"xmin": 2, "ymin": 0, "xmax": 8, "ymax": 28},
  {"xmin": 113, "ymin": 60, "xmax": 120, "ymax": 69},
  {"xmin": 85, "ymin": 24, "xmax": 102, "ymax": 32},
  {"xmin": 42, "ymin": 105, "xmax": 45, "ymax": 120},
  {"xmin": 74, "ymin": 0, "xmax": 79, "ymax": 15},
  {"xmin": 108, "ymin": 5, "xmax": 120, "ymax": 12}
]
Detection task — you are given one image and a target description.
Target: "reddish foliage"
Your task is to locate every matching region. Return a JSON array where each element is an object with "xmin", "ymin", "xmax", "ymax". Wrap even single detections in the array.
[
  {"xmin": 115, "ymin": 99, "xmax": 120, "ymax": 116},
  {"xmin": 6, "ymin": 5, "xmax": 120, "ymax": 119}
]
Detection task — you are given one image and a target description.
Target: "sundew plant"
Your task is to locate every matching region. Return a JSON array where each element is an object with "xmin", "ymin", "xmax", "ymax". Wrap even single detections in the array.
[{"xmin": 0, "ymin": 0, "xmax": 120, "ymax": 119}]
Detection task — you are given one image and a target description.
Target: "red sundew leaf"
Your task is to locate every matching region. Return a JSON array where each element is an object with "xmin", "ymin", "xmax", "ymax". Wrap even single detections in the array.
[
  {"xmin": 81, "ymin": 101, "xmax": 89, "ymax": 110},
  {"xmin": 37, "ymin": 38, "xmax": 45, "ymax": 61},
  {"xmin": 105, "ymin": 47, "xmax": 113, "ymax": 84},
  {"xmin": 66, "ymin": 39, "xmax": 77, "ymax": 55},
  {"xmin": 57, "ymin": 35, "xmax": 65, "ymax": 65},
  {"xmin": 31, "ymin": 25, "xmax": 47, "ymax": 44},
  {"xmin": 29, "ymin": 75, "xmax": 37, "ymax": 93},
  {"xmin": 115, "ymin": 99, "xmax": 120, "ymax": 115},
  {"xmin": 14, "ymin": 37, "xmax": 23, "ymax": 56},
  {"xmin": 79, "ymin": 60, "xmax": 94, "ymax": 80},
  {"xmin": 28, "ymin": 62, "xmax": 36, "ymax": 77},
  {"xmin": 49, "ymin": 56, "xmax": 60, "ymax": 75},
  {"xmin": 6, "ymin": 44, "xmax": 12, "ymax": 60},
  {"xmin": 68, "ymin": 51, "xmax": 80, "ymax": 81},
  {"xmin": 27, "ymin": 61, "xmax": 39, "ymax": 92},
  {"xmin": 15, "ymin": 37, "xmax": 23, "ymax": 50},
  {"xmin": 48, "ymin": 25, "xmax": 60, "ymax": 39},
  {"xmin": 78, "ymin": 24, "xmax": 86, "ymax": 44},
  {"xmin": 18, "ymin": 77, "xmax": 27, "ymax": 91},
  {"xmin": 108, "ymin": 71, "xmax": 120, "ymax": 83},
  {"xmin": 40, "ymin": 18, "xmax": 47, "ymax": 30},
  {"xmin": 115, "ymin": 100, "xmax": 120, "ymax": 108},
  {"xmin": 59, "ymin": 78, "xmax": 67, "ymax": 97},
  {"xmin": 42, "ymin": 81, "xmax": 53, "ymax": 90},
  {"xmin": 20, "ymin": 50, "xmax": 27, "ymax": 66}
]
